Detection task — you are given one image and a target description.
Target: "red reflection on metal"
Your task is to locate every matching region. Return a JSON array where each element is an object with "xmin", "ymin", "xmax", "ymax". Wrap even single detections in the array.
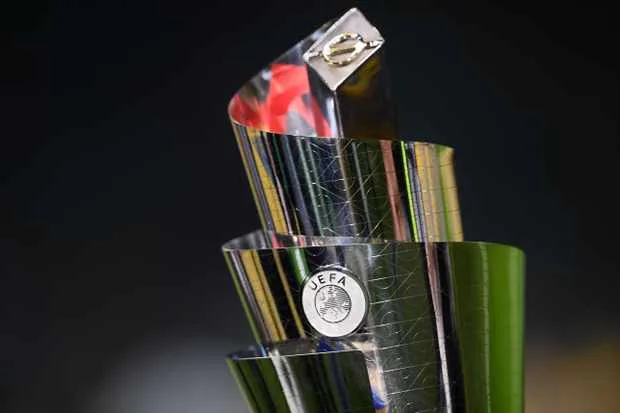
[{"xmin": 230, "ymin": 64, "xmax": 330, "ymax": 136}]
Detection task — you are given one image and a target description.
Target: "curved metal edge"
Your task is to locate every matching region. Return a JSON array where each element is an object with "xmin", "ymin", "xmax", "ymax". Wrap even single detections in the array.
[
  {"xmin": 229, "ymin": 130, "xmax": 463, "ymax": 241},
  {"xmin": 227, "ymin": 8, "xmax": 395, "ymax": 140},
  {"xmin": 223, "ymin": 234, "xmax": 525, "ymax": 412},
  {"xmin": 227, "ymin": 340, "xmax": 377, "ymax": 413}
]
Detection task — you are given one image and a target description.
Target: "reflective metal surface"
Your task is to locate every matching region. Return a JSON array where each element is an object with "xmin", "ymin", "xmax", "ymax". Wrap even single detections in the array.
[
  {"xmin": 231, "ymin": 130, "xmax": 463, "ymax": 242},
  {"xmin": 228, "ymin": 8, "xmax": 462, "ymax": 242},
  {"xmin": 303, "ymin": 8, "xmax": 395, "ymax": 139},
  {"xmin": 223, "ymin": 232, "xmax": 525, "ymax": 412},
  {"xmin": 223, "ymin": 7, "xmax": 524, "ymax": 413},
  {"xmin": 227, "ymin": 340, "xmax": 376, "ymax": 413}
]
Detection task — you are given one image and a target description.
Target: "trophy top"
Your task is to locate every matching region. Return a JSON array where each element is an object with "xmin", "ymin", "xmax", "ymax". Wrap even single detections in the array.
[{"xmin": 303, "ymin": 8, "xmax": 385, "ymax": 91}]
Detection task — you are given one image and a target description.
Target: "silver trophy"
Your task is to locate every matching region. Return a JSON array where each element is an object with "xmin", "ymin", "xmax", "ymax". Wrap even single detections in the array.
[{"xmin": 224, "ymin": 8, "xmax": 524, "ymax": 413}]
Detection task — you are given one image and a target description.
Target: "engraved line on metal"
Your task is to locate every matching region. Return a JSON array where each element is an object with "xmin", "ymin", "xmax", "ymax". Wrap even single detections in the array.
[
  {"xmin": 382, "ymin": 362, "xmax": 438, "ymax": 374},
  {"xmin": 365, "ymin": 317, "xmax": 434, "ymax": 329},
  {"xmin": 387, "ymin": 384, "xmax": 447, "ymax": 396},
  {"xmin": 370, "ymin": 293, "xmax": 430, "ymax": 306}
]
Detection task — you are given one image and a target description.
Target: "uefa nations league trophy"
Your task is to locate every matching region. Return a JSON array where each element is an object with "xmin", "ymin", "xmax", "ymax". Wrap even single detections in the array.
[{"xmin": 222, "ymin": 8, "xmax": 524, "ymax": 413}]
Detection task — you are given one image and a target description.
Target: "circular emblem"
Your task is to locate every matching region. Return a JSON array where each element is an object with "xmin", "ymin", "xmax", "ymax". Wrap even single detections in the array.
[
  {"xmin": 305, "ymin": 32, "xmax": 384, "ymax": 67},
  {"xmin": 321, "ymin": 32, "xmax": 367, "ymax": 66},
  {"xmin": 302, "ymin": 267, "xmax": 368, "ymax": 337}
]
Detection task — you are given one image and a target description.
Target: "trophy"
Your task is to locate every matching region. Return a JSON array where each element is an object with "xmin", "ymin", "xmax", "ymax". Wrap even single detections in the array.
[{"xmin": 222, "ymin": 8, "xmax": 524, "ymax": 413}]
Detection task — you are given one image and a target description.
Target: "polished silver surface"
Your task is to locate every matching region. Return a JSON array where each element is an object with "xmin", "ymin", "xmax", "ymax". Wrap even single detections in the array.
[
  {"xmin": 302, "ymin": 8, "xmax": 394, "ymax": 139},
  {"xmin": 228, "ymin": 340, "xmax": 376, "ymax": 413},
  {"xmin": 228, "ymin": 7, "xmax": 462, "ymax": 242},
  {"xmin": 223, "ymin": 231, "xmax": 525, "ymax": 412},
  {"xmin": 224, "ymin": 7, "xmax": 524, "ymax": 413},
  {"xmin": 230, "ymin": 128, "xmax": 463, "ymax": 242}
]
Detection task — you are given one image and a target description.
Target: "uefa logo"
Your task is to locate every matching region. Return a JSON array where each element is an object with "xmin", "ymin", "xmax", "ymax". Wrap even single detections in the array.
[{"xmin": 301, "ymin": 267, "xmax": 368, "ymax": 338}]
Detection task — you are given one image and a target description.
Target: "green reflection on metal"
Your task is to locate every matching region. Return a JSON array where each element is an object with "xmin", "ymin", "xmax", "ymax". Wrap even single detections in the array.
[
  {"xmin": 448, "ymin": 243, "xmax": 525, "ymax": 413},
  {"xmin": 227, "ymin": 349, "xmax": 376, "ymax": 413}
]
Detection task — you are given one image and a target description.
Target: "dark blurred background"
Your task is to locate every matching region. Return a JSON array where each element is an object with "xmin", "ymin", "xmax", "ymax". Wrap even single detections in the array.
[{"xmin": 2, "ymin": 1, "xmax": 618, "ymax": 412}]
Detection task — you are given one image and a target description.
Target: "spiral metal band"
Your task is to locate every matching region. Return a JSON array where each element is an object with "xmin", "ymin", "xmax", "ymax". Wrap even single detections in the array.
[
  {"xmin": 228, "ymin": 8, "xmax": 462, "ymax": 242},
  {"xmin": 224, "ymin": 233, "xmax": 524, "ymax": 412},
  {"xmin": 231, "ymin": 128, "xmax": 463, "ymax": 242},
  {"xmin": 223, "ymin": 7, "xmax": 524, "ymax": 413},
  {"xmin": 227, "ymin": 340, "xmax": 377, "ymax": 413}
]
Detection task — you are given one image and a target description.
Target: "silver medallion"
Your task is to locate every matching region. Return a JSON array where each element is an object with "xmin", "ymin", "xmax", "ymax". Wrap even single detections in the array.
[{"xmin": 301, "ymin": 267, "xmax": 368, "ymax": 338}]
